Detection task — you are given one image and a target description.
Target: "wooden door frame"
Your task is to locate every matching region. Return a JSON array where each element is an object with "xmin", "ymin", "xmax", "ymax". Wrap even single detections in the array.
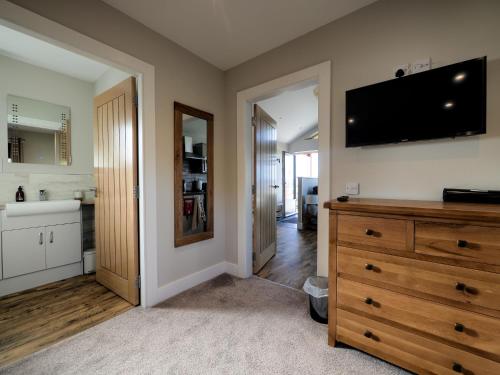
[
  {"xmin": 0, "ymin": 2, "xmax": 156, "ymax": 307},
  {"xmin": 282, "ymin": 150, "xmax": 296, "ymax": 217},
  {"xmin": 236, "ymin": 62, "xmax": 331, "ymax": 279}
]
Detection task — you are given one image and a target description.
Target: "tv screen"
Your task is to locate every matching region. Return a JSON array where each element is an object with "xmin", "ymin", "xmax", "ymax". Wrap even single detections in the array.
[{"xmin": 345, "ymin": 57, "xmax": 487, "ymax": 148}]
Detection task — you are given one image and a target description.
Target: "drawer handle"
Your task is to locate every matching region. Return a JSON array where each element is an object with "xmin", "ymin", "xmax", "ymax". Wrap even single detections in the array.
[
  {"xmin": 39, "ymin": 232, "xmax": 43, "ymax": 245},
  {"xmin": 365, "ymin": 263, "xmax": 374, "ymax": 271},
  {"xmin": 455, "ymin": 282, "xmax": 478, "ymax": 295},
  {"xmin": 363, "ymin": 330, "xmax": 373, "ymax": 338},
  {"xmin": 452, "ymin": 362, "xmax": 463, "ymax": 373},
  {"xmin": 365, "ymin": 228, "xmax": 374, "ymax": 236},
  {"xmin": 457, "ymin": 239, "xmax": 468, "ymax": 248},
  {"xmin": 454, "ymin": 323, "xmax": 465, "ymax": 332},
  {"xmin": 364, "ymin": 297, "xmax": 373, "ymax": 305}
]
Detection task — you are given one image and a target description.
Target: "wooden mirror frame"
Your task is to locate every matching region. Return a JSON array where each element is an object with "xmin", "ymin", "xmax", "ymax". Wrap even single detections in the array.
[{"xmin": 174, "ymin": 102, "xmax": 214, "ymax": 247}]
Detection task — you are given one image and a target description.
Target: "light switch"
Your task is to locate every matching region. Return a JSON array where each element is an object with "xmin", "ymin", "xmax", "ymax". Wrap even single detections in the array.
[{"xmin": 346, "ymin": 182, "xmax": 360, "ymax": 195}]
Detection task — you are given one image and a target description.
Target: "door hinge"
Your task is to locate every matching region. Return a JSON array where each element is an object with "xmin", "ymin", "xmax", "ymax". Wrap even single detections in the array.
[
  {"xmin": 133, "ymin": 185, "xmax": 140, "ymax": 199},
  {"xmin": 135, "ymin": 275, "xmax": 141, "ymax": 289},
  {"xmin": 252, "ymin": 185, "xmax": 256, "ymax": 194},
  {"xmin": 251, "ymin": 116, "xmax": 256, "ymax": 127},
  {"xmin": 133, "ymin": 95, "xmax": 138, "ymax": 107}
]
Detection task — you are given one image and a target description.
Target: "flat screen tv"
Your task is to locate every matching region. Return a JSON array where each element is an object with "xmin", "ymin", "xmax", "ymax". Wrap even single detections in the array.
[{"xmin": 345, "ymin": 57, "xmax": 487, "ymax": 147}]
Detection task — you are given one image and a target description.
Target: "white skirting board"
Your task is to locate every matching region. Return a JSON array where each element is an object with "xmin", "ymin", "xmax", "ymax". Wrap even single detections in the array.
[
  {"xmin": 152, "ymin": 262, "xmax": 240, "ymax": 306},
  {"xmin": 0, "ymin": 262, "xmax": 82, "ymax": 297}
]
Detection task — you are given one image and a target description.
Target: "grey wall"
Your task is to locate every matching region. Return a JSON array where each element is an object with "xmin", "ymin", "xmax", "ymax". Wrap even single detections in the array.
[
  {"xmin": 288, "ymin": 126, "xmax": 319, "ymax": 154},
  {"xmin": 9, "ymin": 0, "xmax": 227, "ymax": 287},
  {"xmin": 224, "ymin": 0, "xmax": 500, "ymax": 263}
]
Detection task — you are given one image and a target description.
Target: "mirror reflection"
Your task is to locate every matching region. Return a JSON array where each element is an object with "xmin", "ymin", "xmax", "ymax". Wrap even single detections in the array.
[
  {"xmin": 174, "ymin": 102, "xmax": 213, "ymax": 247},
  {"xmin": 7, "ymin": 95, "xmax": 71, "ymax": 165},
  {"xmin": 182, "ymin": 114, "xmax": 208, "ymax": 235}
]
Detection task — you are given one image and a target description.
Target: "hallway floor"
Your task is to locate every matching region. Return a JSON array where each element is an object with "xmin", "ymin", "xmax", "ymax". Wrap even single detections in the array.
[{"xmin": 256, "ymin": 217, "xmax": 317, "ymax": 290}]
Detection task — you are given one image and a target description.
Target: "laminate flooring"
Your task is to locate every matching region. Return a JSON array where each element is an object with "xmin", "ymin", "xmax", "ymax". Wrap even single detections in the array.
[
  {"xmin": 0, "ymin": 274, "xmax": 132, "ymax": 367},
  {"xmin": 256, "ymin": 219, "xmax": 317, "ymax": 290}
]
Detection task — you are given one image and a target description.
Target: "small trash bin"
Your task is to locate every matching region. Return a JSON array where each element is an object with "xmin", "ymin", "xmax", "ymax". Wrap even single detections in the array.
[{"xmin": 303, "ymin": 276, "xmax": 328, "ymax": 324}]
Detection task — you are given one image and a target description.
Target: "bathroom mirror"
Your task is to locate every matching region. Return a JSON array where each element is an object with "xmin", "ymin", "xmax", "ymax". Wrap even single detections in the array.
[
  {"xmin": 174, "ymin": 102, "xmax": 213, "ymax": 247},
  {"xmin": 6, "ymin": 95, "xmax": 72, "ymax": 165}
]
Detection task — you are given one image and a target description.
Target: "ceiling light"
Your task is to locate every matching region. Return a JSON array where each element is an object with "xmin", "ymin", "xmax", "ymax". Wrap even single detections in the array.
[
  {"xmin": 348, "ymin": 118, "xmax": 355, "ymax": 124},
  {"xmin": 453, "ymin": 72, "xmax": 466, "ymax": 82},
  {"xmin": 444, "ymin": 101, "xmax": 454, "ymax": 109}
]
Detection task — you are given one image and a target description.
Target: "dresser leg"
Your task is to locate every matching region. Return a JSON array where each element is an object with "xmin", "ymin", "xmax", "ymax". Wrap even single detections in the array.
[{"xmin": 328, "ymin": 326, "xmax": 337, "ymax": 347}]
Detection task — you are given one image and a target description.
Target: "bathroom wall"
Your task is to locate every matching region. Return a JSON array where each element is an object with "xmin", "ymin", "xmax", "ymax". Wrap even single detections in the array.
[{"xmin": 0, "ymin": 54, "xmax": 95, "ymax": 204}]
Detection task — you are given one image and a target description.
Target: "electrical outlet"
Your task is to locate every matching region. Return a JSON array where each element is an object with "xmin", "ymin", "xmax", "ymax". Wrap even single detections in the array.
[
  {"xmin": 346, "ymin": 182, "xmax": 360, "ymax": 195},
  {"xmin": 412, "ymin": 58, "xmax": 431, "ymax": 73}
]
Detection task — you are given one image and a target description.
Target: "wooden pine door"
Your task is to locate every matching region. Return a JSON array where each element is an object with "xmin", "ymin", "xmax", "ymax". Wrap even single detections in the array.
[
  {"xmin": 93, "ymin": 77, "xmax": 139, "ymax": 305},
  {"xmin": 253, "ymin": 104, "xmax": 278, "ymax": 273}
]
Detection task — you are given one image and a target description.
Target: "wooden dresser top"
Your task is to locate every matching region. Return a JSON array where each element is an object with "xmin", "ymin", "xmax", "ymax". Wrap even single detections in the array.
[{"xmin": 324, "ymin": 198, "xmax": 500, "ymax": 223}]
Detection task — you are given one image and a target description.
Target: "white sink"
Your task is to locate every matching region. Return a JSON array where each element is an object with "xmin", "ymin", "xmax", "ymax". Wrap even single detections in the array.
[{"xmin": 5, "ymin": 200, "xmax": 81, "ymax": 217}]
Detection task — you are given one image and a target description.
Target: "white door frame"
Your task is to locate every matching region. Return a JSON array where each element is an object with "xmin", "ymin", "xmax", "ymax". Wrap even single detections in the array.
[
  {"xmin": 0, "ymin": 1, "xmax": 157, "ymax": 307},
  {"xmin": 236, "ymin": 61, "xmax": 331, "ymax": 278}
]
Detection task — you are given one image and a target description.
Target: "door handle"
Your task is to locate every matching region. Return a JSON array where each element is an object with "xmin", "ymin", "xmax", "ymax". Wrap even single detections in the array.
[
  {"xmin": 39, "ymin": 232, "xmax": 43, "ymax": 245},
  {"xmin": 49, "ymin": 231, "xmax": 54, "ymax": 243},
  {"xmin": 272, "ymin": 185, "xmax": 280, "ymax": 189}
]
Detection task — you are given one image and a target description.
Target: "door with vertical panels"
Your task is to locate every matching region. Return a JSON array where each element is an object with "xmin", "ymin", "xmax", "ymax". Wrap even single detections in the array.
[
  {"xmin": 253, "ymin": 104, "xmax": 278, "ymax": 273},
  {"xmin": 93, "ymin": 77, "xmax": 139, "ymax": 305}
]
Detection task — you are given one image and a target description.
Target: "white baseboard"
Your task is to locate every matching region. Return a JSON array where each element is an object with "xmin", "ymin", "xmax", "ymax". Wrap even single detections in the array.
[
  {"xmin": 152, "ymin": 261, "xmax": 240, "ymax": 306},
  {"xmin": 224, "ymin": 261, "xmax": 240, "ymax": 277}
]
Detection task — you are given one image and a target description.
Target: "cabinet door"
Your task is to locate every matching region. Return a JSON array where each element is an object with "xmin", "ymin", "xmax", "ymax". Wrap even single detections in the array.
[
  {"xmin": 46, "ymin": 223, "xmax": 82, "ymax": 269},
  {"xmin": 2, "ymin": 227, "xmax": 46, "ymax": 278}
]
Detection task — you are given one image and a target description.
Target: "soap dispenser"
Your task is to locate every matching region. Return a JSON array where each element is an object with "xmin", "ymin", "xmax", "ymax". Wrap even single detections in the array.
[{"xmin": 16, "ymin": 186, "xmax": 25, "ymax": 202}]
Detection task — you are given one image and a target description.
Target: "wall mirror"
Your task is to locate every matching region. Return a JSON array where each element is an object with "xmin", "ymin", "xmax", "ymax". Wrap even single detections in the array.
[
  {"xmin": 6, "ymin": 95, "xmax": 71, "ymax": 165},
  {"xmin": 174, "ymin": 102, "xmax": 213, "ymax": 247}
]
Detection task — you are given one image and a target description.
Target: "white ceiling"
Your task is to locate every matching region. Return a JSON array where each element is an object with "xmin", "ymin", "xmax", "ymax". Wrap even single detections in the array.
[
  {"xmin": 258, "ymin": 84, "xmax": 318, "ymax": 144},
  {"xmin": 0, "ymin": 24, "xmax": 111, "ymax": 82},
  {"xmin": 102, "ymin": 0, "xmax": 377, "ymax": 70}
]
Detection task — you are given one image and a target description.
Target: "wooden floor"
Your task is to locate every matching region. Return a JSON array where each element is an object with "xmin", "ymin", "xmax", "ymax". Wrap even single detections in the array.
[
  {"xmin": 0, "ymin": 274, "xmax": 132, "ymax": 367},
  {"xmin": 257, "ymin": 218, "xmax": 317, "ymax": 290}
]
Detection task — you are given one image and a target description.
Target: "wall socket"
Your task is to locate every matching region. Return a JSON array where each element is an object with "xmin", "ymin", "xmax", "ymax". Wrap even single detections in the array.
[
  {"xmin": 346, "ymin": 182, "xmax": 360, "ymax": 195},
  {"xmin": 412, "ymin": 58, "xmax": 431, "ymax": 73}
]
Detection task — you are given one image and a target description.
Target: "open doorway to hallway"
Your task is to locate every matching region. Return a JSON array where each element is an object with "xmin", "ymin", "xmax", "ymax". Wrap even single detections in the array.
[{"xmin": 252, "ymin": 82, "xmax": 319, "ymax": 290}]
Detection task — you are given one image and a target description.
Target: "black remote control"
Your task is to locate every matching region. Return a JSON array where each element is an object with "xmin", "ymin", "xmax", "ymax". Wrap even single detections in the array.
[{"xmin": 337, "ymin": 195, "xmax": 349, "ymax": 202}]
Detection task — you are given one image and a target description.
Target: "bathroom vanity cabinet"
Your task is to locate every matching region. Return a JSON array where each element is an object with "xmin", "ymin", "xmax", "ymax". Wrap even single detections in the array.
[
  {"xmin": 0, "ymin": 205, "xmax": 82, "ymax": 297},
  {"xmin": 2, "ymin": 222, "xmax": 81, "ymax": 278}
]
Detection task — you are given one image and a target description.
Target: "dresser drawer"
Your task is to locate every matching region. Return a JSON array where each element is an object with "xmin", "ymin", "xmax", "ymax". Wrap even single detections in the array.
[
  {"xmin": 415, "ymin": 222, "xmax": 500, "ymax": 266},
  {"xmin": 337, "ymin": 309, "xmax": 500, "ymax": 375},
  {"xmin": 338, "ymin": 247, "xmax": 500, "ymax": 312},
  {"xmin": 338, "ymin": 278, "xmax": 500, "ymax": 358},
  {"xmin": 337, "ymin": 215, "xmax": 412, "ymax": 252}
]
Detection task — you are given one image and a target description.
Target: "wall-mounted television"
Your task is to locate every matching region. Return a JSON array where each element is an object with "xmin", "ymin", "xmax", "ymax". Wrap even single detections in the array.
[{"xmin": 345, "ymin": 57, "xmax": 487, "ymax": 148}]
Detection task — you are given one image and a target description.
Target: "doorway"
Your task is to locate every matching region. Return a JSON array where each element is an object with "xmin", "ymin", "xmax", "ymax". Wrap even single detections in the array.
[
  {"xmin": 236, "ymin": 62, "xmax": 331, "ymax": 283},
  {"xmin": 0, "ymin": 19, "xmax": 145, "ymax": 367},
  {"xmin": 252, "ymin": 81, "xmax": 321, "ymax": 289}
]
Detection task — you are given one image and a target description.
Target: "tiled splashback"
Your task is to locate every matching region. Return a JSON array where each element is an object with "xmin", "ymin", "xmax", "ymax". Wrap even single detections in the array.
[{"xmin": 0, "ymin": 173, "xmax": 95, "ymax": 204}]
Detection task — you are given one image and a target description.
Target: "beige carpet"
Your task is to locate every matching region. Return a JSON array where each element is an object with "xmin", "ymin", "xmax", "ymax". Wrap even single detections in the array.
[{"xmin": 0, "ymin": 275, "xmax": 408, "ymax": 375}]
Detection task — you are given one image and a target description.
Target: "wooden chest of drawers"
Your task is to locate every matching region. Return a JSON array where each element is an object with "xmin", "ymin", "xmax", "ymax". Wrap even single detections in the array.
[{"xmin": 324, "ymin": 198, "xmax": 500, "ymax": 375}]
